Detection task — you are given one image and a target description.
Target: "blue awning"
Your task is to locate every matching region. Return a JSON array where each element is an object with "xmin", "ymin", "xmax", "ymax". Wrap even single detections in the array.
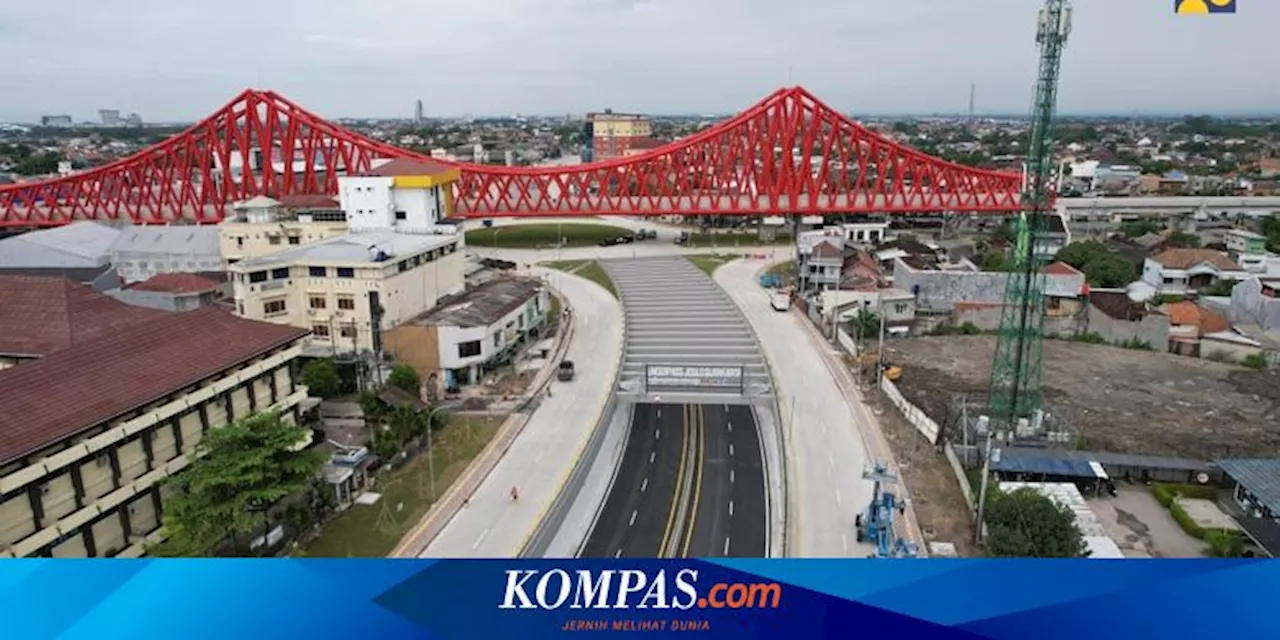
[{"xmin": 993, "ymin": 456, "xmax": 1104, "ymax": 480}]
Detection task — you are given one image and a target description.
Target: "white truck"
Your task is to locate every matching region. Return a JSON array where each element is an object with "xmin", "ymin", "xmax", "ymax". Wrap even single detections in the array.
[{"xmin": 769, "ymin": 291, "xmax": 791, "ymax": 312}]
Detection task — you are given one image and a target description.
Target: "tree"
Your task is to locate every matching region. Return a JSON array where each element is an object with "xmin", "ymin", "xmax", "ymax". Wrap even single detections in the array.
[
  {"xmin": 981, "ymin": 250, "xmax": 1013, "ymax": 272},
  {"xmin": 984, "ymin": 487, "xmax": 1089, "ymax": 558},
  {"xmin": 1080, "ymin": 253, "xmax": 1137, "ymax": 288},
  {"xmin": 1054, "ymin": 240, "xmax": 1111, "ymax": 270},
  {"xmin": 847, "ymin": 310, "xmax": 880, "ymax": 345},
  {"xmin": 150, "ymin": 412, "xmax": 326, "ymax": 557},
  {"xmin": 301, "ymin": 358, "xmax": 342, "ymax": 398},
  {"xmin": 1118, "ymin": 220, "xmax": 1160, "ymax": 239},
  {"xmin": 1168, "ymin": 231, "xmax": 1201, "ymax": 248},
  {"xmin": 388, "ymin": 364, "xmax": 421, "ymax": 394},
  {"xmin": 1204, "ymin": 279, "xmax": 1239, "ymax": 297}
]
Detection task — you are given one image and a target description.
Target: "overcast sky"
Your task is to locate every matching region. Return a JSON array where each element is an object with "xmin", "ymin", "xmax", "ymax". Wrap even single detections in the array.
[{"xmin": 0, "ymin": 0, "xmax": 1276, "ymax": 122}]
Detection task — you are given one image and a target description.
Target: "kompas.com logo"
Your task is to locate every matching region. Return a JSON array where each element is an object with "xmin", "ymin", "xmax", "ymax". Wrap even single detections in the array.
[{"xmin": 498, "ymin": 568, "xmax": 783, "ymax": 611}]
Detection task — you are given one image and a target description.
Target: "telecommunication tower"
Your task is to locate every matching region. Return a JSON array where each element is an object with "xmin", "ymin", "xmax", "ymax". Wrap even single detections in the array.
[{"xmin": 986, "ymin": 0, "xmax": 1072, "ymax": 429}]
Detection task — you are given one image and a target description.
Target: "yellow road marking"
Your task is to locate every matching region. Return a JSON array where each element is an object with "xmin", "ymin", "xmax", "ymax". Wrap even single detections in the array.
[
  {"xmin": 680, "ymin": 405, "xmax": 706, "ymax": 557},
  {"xmin": 658, "ymin": 404, "xmax": 690, "ymax": 557}
]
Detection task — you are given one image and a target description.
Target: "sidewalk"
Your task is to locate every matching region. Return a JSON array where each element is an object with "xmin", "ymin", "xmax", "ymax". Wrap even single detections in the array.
[{"xmin": 408, "ymin": 266, "xmax": 623, "ymax": 557}]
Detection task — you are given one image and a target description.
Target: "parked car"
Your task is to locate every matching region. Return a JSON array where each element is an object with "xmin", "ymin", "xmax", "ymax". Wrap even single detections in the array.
[{"xmin": 557, "ymin": 360, "xmax": 575, "ymax": 381}]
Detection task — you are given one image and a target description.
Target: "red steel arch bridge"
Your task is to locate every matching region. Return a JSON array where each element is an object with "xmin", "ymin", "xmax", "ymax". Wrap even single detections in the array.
[{"xmin": 0, "ymin": 86, "xmax": 1028, "ymax": 227}]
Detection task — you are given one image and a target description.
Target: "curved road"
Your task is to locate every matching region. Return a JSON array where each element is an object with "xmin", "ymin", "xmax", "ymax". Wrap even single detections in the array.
[{"xmin": 580, "ymin": 403, "xmax": 766, "ymax": 558}]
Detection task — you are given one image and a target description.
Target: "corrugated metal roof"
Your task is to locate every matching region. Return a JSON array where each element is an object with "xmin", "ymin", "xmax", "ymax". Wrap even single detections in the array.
[
  {"xmin": 0, "ymin": 222, "xmax": 121, "ymax": 266},
  {"xmin": 107, "ymin": 225, "xmax": 220, "ymax": 257},
  {"xmin": 234, "ymin": 230, "xmax": 455, "ymax": 269},
  {"xmin": 412, "ymin": 277, "xmax": 542, "ymax": 328},
  {"xmin": 1217, "ymin": 459, "xmax": 1280, "ymax": 515}
]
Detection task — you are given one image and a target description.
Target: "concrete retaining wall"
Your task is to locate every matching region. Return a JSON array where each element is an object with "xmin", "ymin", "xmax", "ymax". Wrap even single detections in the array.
[{"xmin": 880, "ymin": 377, "xmax": 940, "ymax": 444}]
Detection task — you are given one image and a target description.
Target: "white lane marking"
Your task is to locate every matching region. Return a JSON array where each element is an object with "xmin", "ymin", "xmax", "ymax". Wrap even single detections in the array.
[
  {"xmin": 730, "ymin": 469, "xmax": 735, "ymax": 484},
  {"xmin": 729, "ymin": 501, "xmax": 734, "ymax": 517},
  {"xmin": 641, "ymin": 477, "xmax": 649, "ymax": 492},
  {"xmin": 727, "ymin": 421, "xmax": 733, "ymax": 432},
  {"xmin": 828, "ymin": 452, "xmax": 835, "ymax": 468},
  {"xmin": 836, "ymin": 489, "xmax": 843, "ymax": 506},
  {"xmin": 656, "ymin": 428, "xmax": 660, "ymax": 440},
  {"xmin": 729, "ymin": 444, "xmax": 735, "ymax": 457},
  {"xmin": 724, "ymin": 404, "xmax": 729, "ymax": 411},
  {"xmin": 615, "ymin": 549, "xmax": 622, "ymax": 558},
  {"xmin": 723, "ymin": 538, "xmax": 731, "ymax": 555},
  {"xmin": 472, "ymin": 529, "xmax": 490, "ymax": 550},
  {"xmin": 649, "ymin": 451, "xmax": 656, "ymax": 464},
  {"xmin": 841, "ymin": 533, "xmax": 849, "ymax": 554},
  {"xmin": 533, "ymin": 450, "xmax": 545, "ymax": 465},
  {"xmin": 630, "ymin": 510, "xmax": 638, "ymax": 527}
]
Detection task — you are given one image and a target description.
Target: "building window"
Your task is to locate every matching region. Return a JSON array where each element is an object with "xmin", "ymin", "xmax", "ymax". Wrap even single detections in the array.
[
  {"xmin": 263, "ymin": 299, "xmax": 287, "ymax": 316},
  {"xmin": 271, "ymin": 267, "xmax": 290, "ymax": 280},
  {"xmin": 398, "ymin": 260, "xmax": 409, "ymax": 273},
  {"xmin": 287, "ymin": 236, "xmax": 301, "ymax": 245},
  {"xmin": 236, "ymin": 237, "xmax": 245, "ymax": 248},
  {"xmin": 249, "ymin": 271, "xmax": 268, "ymax": 284},
  {"xmin": 308, "ymin": 295, "xmax": 326, "ymax": 309},
  {"xmin": 337, "ymin": 267, "xmax": 355, "ymax": 278},
  {"xmin": 312, "ymin": 324, "xmax": 330, "ymax": 338},
  {"xmin": 493, "ymin": 333, "xmax": 501, "ymax": 347},
  {"xmin": 458, "ymin": 340, "xmax": 481, "ymax": 358},
  {"xmin": 337, "ymin": 296, "xmax": 355, "ymax": 310},
  {"xmin": 395, "ymin": 210, "xmax": 407, "ymax": 221},
  {"xmin": 269, "ymin": 236, "xmax": 281, "ymax": 246},
  {"xmin": 339, "ymin": 324, "xmax": 357, "ymax": 339},
  {"xmin": 309, "ymin": 266, "xmax": 327, "ymax": 277},
  {"xmin": 894, "ymin": 303, "xmax": 908, "ymax": 314}
]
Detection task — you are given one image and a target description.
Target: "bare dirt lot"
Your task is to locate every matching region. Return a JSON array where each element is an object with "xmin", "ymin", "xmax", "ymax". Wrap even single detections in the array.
[{"xmin": 884, "ymin": 336, "xmax": 1280, "ymax": 460}]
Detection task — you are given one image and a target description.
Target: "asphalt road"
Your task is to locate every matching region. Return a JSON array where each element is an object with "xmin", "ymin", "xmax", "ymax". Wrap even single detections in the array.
[{"xmin": 580, "ymin": 403, "xmax": 767, "ymax": 558}]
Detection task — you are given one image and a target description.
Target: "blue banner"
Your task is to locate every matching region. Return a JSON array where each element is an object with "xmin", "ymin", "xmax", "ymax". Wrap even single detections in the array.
[{"xmin": 1, "ymin": 559, "xmax": 1275, "ymax": 639}]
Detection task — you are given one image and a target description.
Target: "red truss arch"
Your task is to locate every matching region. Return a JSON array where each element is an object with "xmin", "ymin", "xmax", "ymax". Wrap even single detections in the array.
[{"xmin": 0, "ymin": 87, "xmax": 1025, "ymax": 227}]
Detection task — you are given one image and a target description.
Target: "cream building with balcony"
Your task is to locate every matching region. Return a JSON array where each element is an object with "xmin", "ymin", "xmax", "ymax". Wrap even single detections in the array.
[
  {"xmin": 0, "ymin": 307, "xmax": 310, "ymax": 558},
  {"xmin": 218, "ymin": 196, "xmax": 349, "ymax": 267}
]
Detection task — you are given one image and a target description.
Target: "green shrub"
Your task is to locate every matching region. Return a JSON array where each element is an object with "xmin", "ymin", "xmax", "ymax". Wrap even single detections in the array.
[
  {"xmin": 1204, "ymin": 530, "xmax": 1246, "ymax": 558},
  {"xmin": 1241, "ymin": 353, "xmax": 1267, "ymax": 370},
  {"xmin": 1115, "ymin": 337, "xmax": 1154, "ymax": 350},
  {"xmin": 959, "ymin": 322, "xmax": 981, "ymax": 335},
  {"xmin": 1074, "ymin": 332, "xmax": 1107, "ymax": 345}
]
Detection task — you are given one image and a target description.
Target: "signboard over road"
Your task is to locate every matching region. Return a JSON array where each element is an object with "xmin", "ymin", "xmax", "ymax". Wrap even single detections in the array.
[{"xmin": 646, "ymin": 365, "xmax": 744, "ymax": 390}]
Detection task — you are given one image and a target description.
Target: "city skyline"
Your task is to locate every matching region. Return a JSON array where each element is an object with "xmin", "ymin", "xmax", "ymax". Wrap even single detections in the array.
[{"xmin": 0, "ymin": 0, "xmax": 1277, "ymax": 121}]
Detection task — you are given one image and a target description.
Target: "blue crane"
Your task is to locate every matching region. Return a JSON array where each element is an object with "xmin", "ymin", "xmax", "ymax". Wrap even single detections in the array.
[{"xmin": 854, "ymin": 461, "xmax": 920, "ymax": 558}]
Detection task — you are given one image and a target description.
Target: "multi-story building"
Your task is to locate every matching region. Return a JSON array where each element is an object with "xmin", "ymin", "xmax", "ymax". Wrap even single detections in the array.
[
  {"xmin": 385, "ymin": 277, "xmax": 551, "ymax": 391},
  {"xmin": 228, "ymin": 231, "xmax": 463, "ymax": 356},
  {"xmin": 0, "ymin": 306, "xmax": 310, "ymax": 558},
  {"xmin": 582, "ymin": 110, "xmax": 654, "ymax": 161},
  {"xmin": 218, "ymin": 196, "xmax": 350, "ymax": 267},
  {"xmin": 796, "ymin": 228, "xmax": 846, "ymax": 292},
  {"xmin": 339, "ymin": 158, "xmax": 461, "ymax": 235},
  {"xmin": 1141, "ymin": 248, "xmax": 1247, "ymax": 297}
]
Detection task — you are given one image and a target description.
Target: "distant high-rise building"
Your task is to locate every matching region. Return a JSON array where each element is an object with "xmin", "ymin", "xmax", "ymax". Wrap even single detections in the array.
[
  {"xmin": 584, "ymin": 109, "xmax": 653, "ymax": 161},
  {"xmin": 415, "ymin": 99, "xmax": 424, "ymax": 125},
  {"xmin": 124, "ymin": 113, "xmax": 142, "ymax": 127},
  {"xmin": 99, "ymin": 109, "xmax": 121, "ymax": 126},
  {"xmin": 40, "ymin": 115, "xmax": 73, "ymax": 127}
]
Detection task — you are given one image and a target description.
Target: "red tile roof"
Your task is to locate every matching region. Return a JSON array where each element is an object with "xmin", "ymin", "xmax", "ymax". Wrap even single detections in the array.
[
  {"xmin": 1042, "ymin": 261, "xmax": 1083, "ymax": 276},
  {"xmin": 0, "ymin": 276, "xmax": 166, "ymax": 358},
  {"xmin": 1151, "ymin": 248, "xmax": 1240, "ymax": 271},
  {"xmin": 358, "ymin": 158, "xmax": 456, "ymax": 178},
  {"xmin": 127, "ymin": 273, "xmax": 222, "ymax": 294},
  {"xmin": 0, "ymin": 307, "xmax": 309, "ymax": 464},
  {"xmin": 1164, "ymin": 301, "xmax": 1231, "ymax": 336},
  {"xmin": 811, "ymin": 242, "xmax": 844, "ymax": 259},
  {"xmin": 278, "ymin": 194, "xmax": 340, "ymax": 209}
]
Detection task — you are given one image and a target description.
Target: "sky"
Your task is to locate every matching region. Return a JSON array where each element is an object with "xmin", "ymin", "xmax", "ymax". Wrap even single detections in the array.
[{"xmin": 0, "ymin": 0, "xmax": 1277, "ymax": 122}]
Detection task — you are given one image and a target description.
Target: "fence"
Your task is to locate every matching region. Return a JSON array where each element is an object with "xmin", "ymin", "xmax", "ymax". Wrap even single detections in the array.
[{"xmin": 879, "ymin": 377, "xmax": 940, "ymax": 445}]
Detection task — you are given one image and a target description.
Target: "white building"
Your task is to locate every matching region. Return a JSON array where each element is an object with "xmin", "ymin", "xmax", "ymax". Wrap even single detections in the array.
[
  {"xmin": 107, "ymin": 225, "xmax": 222, "ymax": 283},
  {"xmin": 385, "ymin": 277, "xmax": 551, "ymax": 391},
  {"xmin": 819, "ymin": 287, "xmax": 916, "ymax": 335},
  {"xmin": 842, "ymin": 221, "xmax": 890, "ymax": 244},
  {"xmin": 1141, "ymin": 248, "xmax": 1247, "ymax": 297},
  {"xmin": 218, "ymin": 195, "xmax": 350, "ymax": 267},
  {"xmin": 1225, "ymin": 228, "xmax": 1268, "ymax": 255},
  {"xmin": 341, "ymin": 158, "xmax": 461, "ymax": 234}
]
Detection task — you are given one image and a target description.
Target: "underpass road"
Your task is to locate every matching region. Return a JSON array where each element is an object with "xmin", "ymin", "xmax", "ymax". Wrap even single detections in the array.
[
  {"xmin": 580, "ymin": 403, "xmax": 686, "ymax": 558},
  {"xmin": 687, "ymin": 404, "xmax": 767, "ymax": 558}
]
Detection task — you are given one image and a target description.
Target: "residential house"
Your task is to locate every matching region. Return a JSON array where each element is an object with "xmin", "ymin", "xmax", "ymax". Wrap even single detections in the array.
[
  {"xmin": 1082, "ymin": 290, "xmax": 1171, "ymax": 348},
  {"xmin": 384, "ymin": 277, "xmax": 550, "ymax": 392},
  {"xmin": 1226, "ymin": 228, "xmax": 1269, "ymax": 255},
  {"xmin": 819, "ymin": 287, "xmax": 916, "ymax": 337},
  {"xmin": 1164, "ymin": 300, "xmax": 1262, "ymax": 360},
  {"xmin": 841, "ymin": 221, "xmax": 890, "ymax": 245},
  {"xmin": 0, "ymin": 307, "xmax": 311, "ymax": 558},
  {"xmin": 1141, "ymin": 249, "xmax": 1247, "ymax": 297},
  {"xmin": 796, "ymin": 230, "xmax": 845, "ymax": 291},
  {"xmin": 893, "ymin": 259, "xmax": 1086, "ymax": 332}
]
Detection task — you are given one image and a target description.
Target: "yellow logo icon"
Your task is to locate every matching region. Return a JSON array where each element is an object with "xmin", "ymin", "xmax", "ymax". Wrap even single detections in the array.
[{"xmin": 1175, "ymin": 0, "xmax": 1236, "ymax": 13}]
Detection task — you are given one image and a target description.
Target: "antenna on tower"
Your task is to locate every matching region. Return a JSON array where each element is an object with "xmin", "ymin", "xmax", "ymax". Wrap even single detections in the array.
[{"xmin": 968, "ymin": 83, "xmax": 976, "ymax": 120}]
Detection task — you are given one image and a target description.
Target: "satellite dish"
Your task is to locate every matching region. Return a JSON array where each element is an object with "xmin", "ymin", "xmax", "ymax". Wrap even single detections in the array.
[{"xmin": 1197, "ymin": 472, "xmax": 1209, "ymax": 484}]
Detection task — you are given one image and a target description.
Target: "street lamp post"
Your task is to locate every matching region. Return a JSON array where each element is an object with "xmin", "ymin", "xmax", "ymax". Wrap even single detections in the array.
[{"xmin": 422, "ymin": 405, "xmax": 449, "ymax": 501}]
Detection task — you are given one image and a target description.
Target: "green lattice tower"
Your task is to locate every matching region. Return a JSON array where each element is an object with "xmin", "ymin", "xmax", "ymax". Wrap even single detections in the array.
[{"xmin": 987, "ymin": 0, "xmax": 1072, "ymax": 429}]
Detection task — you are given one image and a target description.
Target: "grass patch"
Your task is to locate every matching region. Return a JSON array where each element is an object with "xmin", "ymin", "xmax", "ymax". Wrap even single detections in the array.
[
  {"xmin": 686, "ymin": 253, "xmax": 740, "ymax": 276},
  {"xmin": 543, "ymin": 260, "xmax": 617, "ymax": 298},
  {"xmin": 299, "ymin": 413, "xmax": 507, "ymax": 558},
  {"xmin": 465, "ymin": 223, "xmax": 632, "ymax": 249}
]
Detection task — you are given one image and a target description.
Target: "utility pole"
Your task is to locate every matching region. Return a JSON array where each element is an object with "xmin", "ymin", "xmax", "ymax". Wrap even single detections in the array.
[
  {"xmin": 968, "ymin": 83, "xmax": 976, "ymax": 121},
  {"xmin": 986, "ymin": 0, "xmax": 1072, "ymax": 432}
]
